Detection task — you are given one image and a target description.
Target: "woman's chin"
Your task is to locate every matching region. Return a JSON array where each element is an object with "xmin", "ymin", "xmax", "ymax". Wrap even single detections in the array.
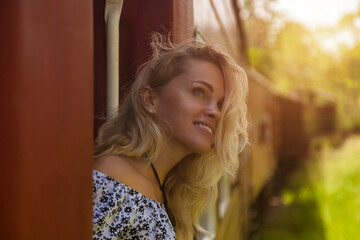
[{"xmin": 191, "ymin": 144, "xmax": 213, "ymax": 155}]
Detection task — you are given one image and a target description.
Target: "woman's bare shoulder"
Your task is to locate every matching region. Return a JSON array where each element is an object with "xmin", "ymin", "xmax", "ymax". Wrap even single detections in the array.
[
  {"xmin": 93, "ymin": 154, "xmax": 161, "ymax": 202},
  {"xmin": 93, "ymin": 154, "xmax": 139, "ymax": 185}
]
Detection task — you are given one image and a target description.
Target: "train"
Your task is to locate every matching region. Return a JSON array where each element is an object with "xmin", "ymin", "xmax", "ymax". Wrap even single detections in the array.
[{"xmin": 0, "ymin": 0, "xmax": 336, "ymax": 239}]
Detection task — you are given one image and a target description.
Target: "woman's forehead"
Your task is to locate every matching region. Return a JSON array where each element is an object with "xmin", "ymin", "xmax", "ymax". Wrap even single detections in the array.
[{"xmin": 176, "ymin": 59, "xmax": 225, "ymax": 97}]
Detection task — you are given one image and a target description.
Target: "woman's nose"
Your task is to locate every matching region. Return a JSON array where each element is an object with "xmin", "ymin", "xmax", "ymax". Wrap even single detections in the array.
[{"xmin": 204, "ymin": 103, "xmax": 222, "ymax": 121}]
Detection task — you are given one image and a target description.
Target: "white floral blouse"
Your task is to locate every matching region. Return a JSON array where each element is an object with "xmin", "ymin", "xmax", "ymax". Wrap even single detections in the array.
[{"xmin": 93, "ymin": 170, "xmax": 176, "ymax": 240}]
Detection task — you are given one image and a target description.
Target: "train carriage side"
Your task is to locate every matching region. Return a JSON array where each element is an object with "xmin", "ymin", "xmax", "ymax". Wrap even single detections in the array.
[{"xmin": 193, "ymin": 1, "xmax": 280, "ymax": 239}]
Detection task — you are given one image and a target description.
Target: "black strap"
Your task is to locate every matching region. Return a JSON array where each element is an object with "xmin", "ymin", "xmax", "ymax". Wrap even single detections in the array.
[
  {"xmin": 150, "ymin": 163, "xmax": 163, "ymax": 190},
  {"xmin": 150, "ymin": 163, "xmax": 176, "ymax": 227}
]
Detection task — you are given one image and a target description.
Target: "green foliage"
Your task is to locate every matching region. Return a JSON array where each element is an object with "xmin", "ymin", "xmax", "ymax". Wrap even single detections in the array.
[
  {"xmin": 259, "ymin": 136, "xmax": 360, "ymax": 240},
  {"xmin": 269, "ymin": 22, "xmax": 321, "ymax": 91},
  {"xmin": 325, "ymin": 44, "xmax": 360, "ymax": 131},
  {"xmin": 248, "ymin": 47, "xmax": 273, "ymax": 79},
  {"xmin": 314, "ymin": 136, "xmax": 360, "ymax": 240},
  {"xmin": 245, "ymin": 13, "xmax": 360, "ymax": 131}
]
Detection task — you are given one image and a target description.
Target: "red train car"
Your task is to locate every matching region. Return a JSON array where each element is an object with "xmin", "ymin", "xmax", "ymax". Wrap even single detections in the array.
[{"xmin": 1, "ymin": 1, "xmax": 336, "ymax": 239}]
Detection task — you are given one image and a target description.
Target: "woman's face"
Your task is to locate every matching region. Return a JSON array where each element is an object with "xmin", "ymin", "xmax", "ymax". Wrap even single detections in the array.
[{"xmin": 153, "ymin": 59, "xmax": 225, "ymax": 155}]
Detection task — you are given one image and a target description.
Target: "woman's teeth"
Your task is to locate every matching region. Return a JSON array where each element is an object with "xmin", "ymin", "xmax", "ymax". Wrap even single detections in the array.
[{"xmin": 195, "ymin": 123, "xmax": 213, "ymax": 134}]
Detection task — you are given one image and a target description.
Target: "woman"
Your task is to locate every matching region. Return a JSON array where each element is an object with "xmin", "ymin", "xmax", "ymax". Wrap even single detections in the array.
[{"xmin": 93, "ymin": 33, "xmax": 248, "ymax": 240}]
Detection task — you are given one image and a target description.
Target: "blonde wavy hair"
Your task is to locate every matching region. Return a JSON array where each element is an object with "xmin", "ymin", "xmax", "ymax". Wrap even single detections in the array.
[{"xmin": 94, "ymin": 33, "xmax": 248, "ymax": 240}]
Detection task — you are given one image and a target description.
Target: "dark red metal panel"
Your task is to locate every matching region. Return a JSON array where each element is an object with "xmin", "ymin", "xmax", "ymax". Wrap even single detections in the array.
[
  {"xmin": 93, "ymin": 0, "xmax": 107, "ymax": 135},
  {"xmin": 93, "ymin": 0, "xmax": 194, "ymax": 136},
  {"xmin": 93, "ymin": 0, "xmax": 173, "ymax": 134},
  {"xmin": 0, "ymin": 1, "xmax": 93, "ymax": 239}
]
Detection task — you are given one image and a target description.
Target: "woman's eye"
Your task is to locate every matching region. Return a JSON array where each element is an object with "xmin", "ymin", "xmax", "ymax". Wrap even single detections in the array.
[{"xmin": 193, "ymin": 88, "xmax": 204, "ymax": 97}]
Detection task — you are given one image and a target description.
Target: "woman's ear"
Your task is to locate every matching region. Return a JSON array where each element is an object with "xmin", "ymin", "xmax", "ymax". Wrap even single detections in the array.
[{"xmin": 140, "ymin": 85, "xmax": 157, "ymax": 114}]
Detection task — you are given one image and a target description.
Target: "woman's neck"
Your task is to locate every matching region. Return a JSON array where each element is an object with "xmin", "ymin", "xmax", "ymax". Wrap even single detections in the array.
[{"xmin": 150, "ymin": 138, "xmax": 190, "ymax": 185}]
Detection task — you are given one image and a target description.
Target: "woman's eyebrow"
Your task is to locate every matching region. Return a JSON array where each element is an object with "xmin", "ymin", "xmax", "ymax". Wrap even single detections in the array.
[{"xmin": 193, "ymin": 80, "xmax": 213, "ymax": 93}]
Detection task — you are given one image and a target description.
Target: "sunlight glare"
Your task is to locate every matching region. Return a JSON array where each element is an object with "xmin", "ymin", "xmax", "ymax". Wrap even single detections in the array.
[{"xmin": 274, "ymin": 0, "xmax": 359, "ymax": 28}]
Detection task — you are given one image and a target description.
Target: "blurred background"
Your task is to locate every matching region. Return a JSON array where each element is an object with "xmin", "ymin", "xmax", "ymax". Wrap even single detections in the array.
[
  {"xmin": 240, "ymin": 0, "xmax": 360, "ymax": 239},
  {"xmin": 1, "ymin": 0, "xmax": 359, "ymax": 239},
  {"xmin": 245, "ymin": 0, "xmax": 360, "ymax": 132}
]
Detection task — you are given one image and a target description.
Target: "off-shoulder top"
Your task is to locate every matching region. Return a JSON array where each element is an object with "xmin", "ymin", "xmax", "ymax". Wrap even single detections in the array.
[{"xmin": 93, "ymin": 170, "xmax": 176, "ymax": 240}]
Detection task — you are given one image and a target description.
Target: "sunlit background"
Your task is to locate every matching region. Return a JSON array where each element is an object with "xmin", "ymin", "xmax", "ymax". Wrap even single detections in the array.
[
  {"xmin": 241, "ymin": 0, "xmax": 360, "ymax": 239},
  {"xmin": 243, "ymin": 0, "xmax": 360, "ymax": 131},
  {"xmin": 275, "ymin": 0, "xmax": 360, "ymax": 51}
]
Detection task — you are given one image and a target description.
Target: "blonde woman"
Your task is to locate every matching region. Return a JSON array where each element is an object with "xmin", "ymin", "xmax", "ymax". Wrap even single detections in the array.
[{"xmin": 93, "ymin": 34, "xmax": 248, "ymax": 240}]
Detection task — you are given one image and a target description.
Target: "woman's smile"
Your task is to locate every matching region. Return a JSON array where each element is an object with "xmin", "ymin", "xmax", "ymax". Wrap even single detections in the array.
[{"xmin": 193, "ymin": 121, "xmax": 214, "ymax": 135}]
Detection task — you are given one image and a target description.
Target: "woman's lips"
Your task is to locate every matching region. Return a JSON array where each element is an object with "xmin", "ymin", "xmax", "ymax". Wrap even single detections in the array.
[{"xmin": 194, "ymin": 123, "xmax": 213, "ymax": 135}]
